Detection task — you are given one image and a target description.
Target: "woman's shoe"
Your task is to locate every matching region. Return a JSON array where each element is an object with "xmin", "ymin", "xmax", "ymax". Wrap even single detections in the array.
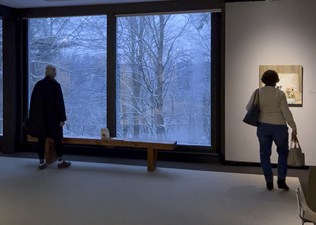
[
  {"xmin": 57, "ymin": 160, "xmax": 71, "ymax": 169},
  {"xmin": 266, "ymin": 182, "xmax": 274, "ymax": 190},
  {"xmin": 38, "ymin": 163, "xmax": 47, "ymax": 170},
  {"xmin": 277, "ymin": 179, "xmax": 289, "ymax": 191}
]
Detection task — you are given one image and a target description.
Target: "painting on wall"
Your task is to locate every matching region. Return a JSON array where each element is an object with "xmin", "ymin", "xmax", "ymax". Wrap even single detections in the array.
[{"xmin": 259, "ymin": 65, "xmax": 303, "ymax": 107}]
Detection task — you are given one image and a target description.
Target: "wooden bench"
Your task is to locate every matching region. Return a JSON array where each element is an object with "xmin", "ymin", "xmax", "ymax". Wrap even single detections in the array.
[{"xmin": 27, "ymin": 136, "xmax": 177, "ymax": 172}]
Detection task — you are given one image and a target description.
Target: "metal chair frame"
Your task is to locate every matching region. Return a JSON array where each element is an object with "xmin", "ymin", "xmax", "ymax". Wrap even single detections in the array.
[{"xmin": 296, "ymin": 187, "xmax": 316, "ymax": 225}]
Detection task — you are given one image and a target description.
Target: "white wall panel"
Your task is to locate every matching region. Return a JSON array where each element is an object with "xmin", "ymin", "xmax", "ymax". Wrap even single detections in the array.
[{"xmin": 225, "ymin": 0, "xmax": 316, "ymax": 165}]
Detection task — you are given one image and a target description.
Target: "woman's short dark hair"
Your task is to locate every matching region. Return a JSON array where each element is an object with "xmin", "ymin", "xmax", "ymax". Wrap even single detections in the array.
[{"xmin": 261, "ymin": 70, "xmax": 280, "ymax": 86}]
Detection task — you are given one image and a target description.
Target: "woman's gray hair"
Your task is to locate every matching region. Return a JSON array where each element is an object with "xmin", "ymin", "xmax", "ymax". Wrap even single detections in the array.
[{"xmin": 45, "ymin": 65, "xmax": 56, "ymax": 78}]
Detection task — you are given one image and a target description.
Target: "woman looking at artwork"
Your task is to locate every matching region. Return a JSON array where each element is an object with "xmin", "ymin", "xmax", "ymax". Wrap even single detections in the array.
[{"xmin": 246, "ymin": 69, "xmax": 297, "ymax": 190}]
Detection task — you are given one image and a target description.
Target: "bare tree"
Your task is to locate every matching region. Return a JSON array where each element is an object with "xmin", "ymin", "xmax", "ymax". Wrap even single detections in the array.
[
  {"xmin": 29, "ymin": 13, "xmax": 211, "ymax": 144},
  {"xmin": 118, "ymin": 14, "xmax": 191, "ymax": 139},
  {"xmin": 29, "ymin": 16, "xmax": 107, "ymax": 137}
]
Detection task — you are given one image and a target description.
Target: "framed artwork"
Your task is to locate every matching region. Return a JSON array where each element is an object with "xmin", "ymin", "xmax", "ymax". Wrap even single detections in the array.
[{"xmin": 259, "ymin": 65, "xmax": 303, "ymax": 107}]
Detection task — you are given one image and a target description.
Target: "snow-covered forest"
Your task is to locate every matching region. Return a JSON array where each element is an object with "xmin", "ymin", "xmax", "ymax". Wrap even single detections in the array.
[{"xmin": 27, "ymin": 12, "xmax": 211, "ymax": 145}]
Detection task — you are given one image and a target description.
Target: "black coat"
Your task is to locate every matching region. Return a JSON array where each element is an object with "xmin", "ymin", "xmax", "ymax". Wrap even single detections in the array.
[{"xmin": 28, "ymin": 76, "xmax": 67, "ymax": 138}]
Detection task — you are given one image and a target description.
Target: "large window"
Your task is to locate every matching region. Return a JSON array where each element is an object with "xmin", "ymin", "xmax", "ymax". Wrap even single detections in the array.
[
  {"xmin": 27, "ymin": 12, "xmax": 213, "ymax": 146},
  {"xmin": 0, "ymin": 19, "xmax": 3, "ymax": 135},
  {"xmin": 29, "ymin": 16, "xmax": 107, "ymax": 138},
  {"xmin": 117, "ymin": 13, "xmax": 211, "ymax": 145}
]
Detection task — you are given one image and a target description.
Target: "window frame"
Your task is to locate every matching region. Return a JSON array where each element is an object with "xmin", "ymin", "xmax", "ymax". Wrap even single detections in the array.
[
  {"xmin": 20, "ymin": 1, "xmax": 224, "ymax": 154},
  {"xmin": 0, "ymin": 19, "xmax": 3, "ymax": 136},
  {"xmin": 115, "ymin": 12, "xmax": 213, "ymax": 145}
]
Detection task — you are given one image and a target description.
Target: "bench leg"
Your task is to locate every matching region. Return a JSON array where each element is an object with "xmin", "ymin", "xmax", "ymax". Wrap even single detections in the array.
[
  {"xmin": 45, "ymin": 138, "xmax": 57, "ymax": 164},
  {"xmin": 147, "ymin": 147, "xmax": 158, "ymax": 172}
]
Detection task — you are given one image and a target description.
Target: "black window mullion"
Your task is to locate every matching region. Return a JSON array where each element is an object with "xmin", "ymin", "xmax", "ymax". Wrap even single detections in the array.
[{"xmin": 106, "ymin": 14, "xmax": 117, "ymax": 137}]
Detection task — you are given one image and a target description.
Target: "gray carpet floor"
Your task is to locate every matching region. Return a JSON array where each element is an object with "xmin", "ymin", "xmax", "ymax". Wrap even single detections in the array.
[{"xmin": 0, "ymin": 156, "xmax": 302, "ymax": 225}]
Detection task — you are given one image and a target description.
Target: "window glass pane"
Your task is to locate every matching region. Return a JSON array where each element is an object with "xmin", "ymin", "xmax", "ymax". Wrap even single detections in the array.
[
  {"xmin": 29, "ymin": 16, "xmax": 107, "ymax": 138},
  {"xmin": 0, "ymin": 20, "xmax": 2, "ymax": 135},
  {"xmin": 117, "ymin": 13, "xmax": 211, "ymax": 145}
]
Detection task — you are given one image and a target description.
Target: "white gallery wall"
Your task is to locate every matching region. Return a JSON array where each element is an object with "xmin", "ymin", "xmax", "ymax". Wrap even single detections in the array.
[{"xmin": 225, "ymin": 0, "xmax": 316, "ymax": 165}]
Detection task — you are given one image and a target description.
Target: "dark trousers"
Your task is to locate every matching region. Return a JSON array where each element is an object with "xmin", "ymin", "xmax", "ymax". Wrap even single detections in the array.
[
  {"xmin": 38, "ymin": 137, "xmax": 63, "ymax": 160},
  {"xmin": 256, "ymin": 122, "xmax": 289, "ymax": 182}
]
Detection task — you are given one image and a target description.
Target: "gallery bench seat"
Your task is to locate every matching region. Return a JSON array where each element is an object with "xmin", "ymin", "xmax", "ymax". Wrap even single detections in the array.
[{"xmin": 27, "ymin": 136, "xmax": 177, "ymax": 172}]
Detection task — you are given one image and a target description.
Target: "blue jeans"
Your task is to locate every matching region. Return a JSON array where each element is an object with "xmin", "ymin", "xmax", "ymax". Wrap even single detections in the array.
[{"xmin": 257, "ymin": 122, "xmax": 289, "ymax": 183}]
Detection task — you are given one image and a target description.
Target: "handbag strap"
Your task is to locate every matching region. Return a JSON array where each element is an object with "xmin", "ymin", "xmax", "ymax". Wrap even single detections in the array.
[
  {"xmin": 253, "ymin": 89, "xmax": 260, "ymax": 106},
  {"xmin": 290, "ymin": 139, "xmax": 300, "ymax": 148}
]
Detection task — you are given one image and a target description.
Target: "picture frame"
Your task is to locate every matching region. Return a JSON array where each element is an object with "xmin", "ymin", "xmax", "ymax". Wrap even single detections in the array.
[{"xmin": 259, "ymin": 65, "xmax": 303, "ymax": 107}]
